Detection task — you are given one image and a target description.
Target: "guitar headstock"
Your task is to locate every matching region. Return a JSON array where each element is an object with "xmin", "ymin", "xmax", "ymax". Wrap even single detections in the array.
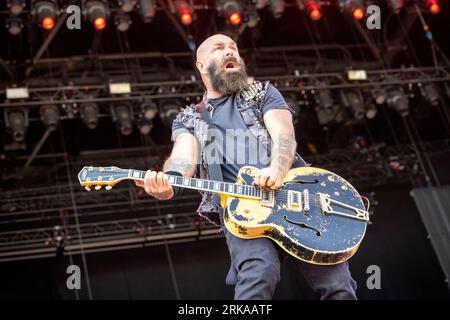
[{"xmin": 78, "ymin": 166, "xmax": 129, "ymax": 191}]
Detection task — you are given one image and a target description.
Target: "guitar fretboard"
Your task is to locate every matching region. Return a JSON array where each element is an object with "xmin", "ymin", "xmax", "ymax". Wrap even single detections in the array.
[{"xmin": 128, "ymin": 169, "xmax": 261, "ymax": 199}]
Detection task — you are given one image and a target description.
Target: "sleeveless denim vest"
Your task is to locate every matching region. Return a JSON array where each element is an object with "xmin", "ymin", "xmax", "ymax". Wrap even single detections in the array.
[{"xmin": 172, "ymin": 81, "xmax": 310, "ymax": 225}]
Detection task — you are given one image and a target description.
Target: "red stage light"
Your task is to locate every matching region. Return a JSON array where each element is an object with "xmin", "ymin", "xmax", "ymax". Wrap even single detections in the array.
[
  {"xmin": 178, "ymin": 5, "xmax": 193, "ymax": 25},
  {"xmin": 94, "ymin": 17, "xmax": 106, "ymax": 30},
  {"xmin": 352, "ymin": 7, "xmax": 365, "ymax": 20},
  {"xmin": 42, "ymin": 16, "xmax": 55, "ymax": 30},
  {"xmin": 306, "ymin": 1, "xmax": 322, "ymax": 21},
  {"xmin": 229, "ymin": 12, "xmax": 242, "ymax": 25},
  {"xmin": 426, "ymin": 0, "xmax": 441, "ymax": 14}
]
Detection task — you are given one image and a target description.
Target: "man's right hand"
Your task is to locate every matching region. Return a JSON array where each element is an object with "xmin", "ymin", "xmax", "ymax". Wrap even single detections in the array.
[{"xmin": 135, "ymin": 170, "xmax": 174, "ymax": 200}]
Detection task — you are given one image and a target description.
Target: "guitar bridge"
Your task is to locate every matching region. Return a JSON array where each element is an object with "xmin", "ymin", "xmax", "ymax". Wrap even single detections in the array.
[{"xmin": 318, "ymin": 193, "xmax": 370, "ymax": 222}]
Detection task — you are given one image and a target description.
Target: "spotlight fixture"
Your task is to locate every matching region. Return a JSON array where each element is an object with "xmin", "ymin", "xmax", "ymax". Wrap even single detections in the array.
[
  {"xmin": 138, "ymin": 0, "xmax": 156, "ymax": 23},
  {"xmin": 137, "ymin": 117, "xmax": 153, "ymax": 135},
  {"xmin": 388, "ymin": 0, "xmax": 405, "ymax": 14},
  {"xmin": 159, "ymin": 100, "xmax": 180, "ymax": 127},
  {"xmin": 33, "ymin": 1, "xmax": 58, "ymax": 30},
  {"xmin": 118, "ymin": 0, "xmax": 137, "ymax": 13},
  {"xmin": 246, "ymin": 6, "xmax": 260, "ymax": 28},
  {"xmin": 40, "ymin": 105, "xmax": 59, "ymax": 130},
  {"xmin": 372, "ymin": 88, "xmax": 387, "ymax": 105},
  {"xmin": 111, "ymin": 103, "xmax": 134, "ymax": 135},
  {"xmin": 174, "ymin": 0, "xmax": 194, "ymax": 26},
  {"xmin": 7, "ymin": 0, "xmax": 26, "ymax": 15},
  {"xmin": 300, "ymin": 0, "xmax": 323, "ymax": 21},
  {"xmin": 422, "ymin": 83, "xmax": 440, "ymax": 106},
  {"xmin": 340, "ymin": 90, "xmax": 365, "ymax": 120},
  {"xmin": 387, "ymin": 88, "xmax": 409, "ymax": 117},
  {"xmin": 424, "ymin": 0, "xmax": 441, "ymax": 15},
  {"xmin": 84, "ymin": 0, "xmax": 110, "ymax": 30},
  {"xmin": 316, "ymin": 90, "xmax": 334, "ymax": 111},
  {"xmin": 270, "ymin": 0, "xmax": 285, "ymax": 19},
  {"xmin": 141, "ymin": 101, "xmax": 158, "ymax": 120},
  {"xmin": 340, "ymin": 0, "xmax": 365, "ymax": 20},
  {"xmin": 4, "ymin": 109, "xmax": 28, "ymax": 142},
  {"xmin": 80, "ymin": 102, "xmax": 99, "ymax": 130},
  {"xmin": 219, "ymin": 0, "xmax": 243, "ymax": 26},
  {"xmin": 5, "ymin": 16, "xmax": 23, "ymax": 35},
  {"xmin": 365, "ymin": 103, "xmax": 378, "ymax": 119},
  {"xmin": 114, "ymin": 12, "xmax": 132, "ymax": 32}
]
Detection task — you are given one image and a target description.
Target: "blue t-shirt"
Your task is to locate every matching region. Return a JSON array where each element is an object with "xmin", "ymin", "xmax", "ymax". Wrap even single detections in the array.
[{"xmin": 171, "ymin": 84, "xmax": 291, "ymax": 183}]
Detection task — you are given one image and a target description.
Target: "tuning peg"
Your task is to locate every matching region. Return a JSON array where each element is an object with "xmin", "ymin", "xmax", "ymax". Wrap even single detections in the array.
[
  {"xmin": 85, "ymin": 186, "xmax": 91, "ymax": 192},
  {"xmin": 105, "ymin": 185, "xmax": 113, "ymax": 190},
  {"xmin": 95, "ymin": 185, "xmax": 102, "ymax": 190}
]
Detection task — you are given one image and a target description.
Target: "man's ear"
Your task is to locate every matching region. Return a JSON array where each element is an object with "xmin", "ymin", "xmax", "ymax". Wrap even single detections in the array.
[{"xmin": 196, "ymin": 60, "xmax": 206, "ymax": 74}]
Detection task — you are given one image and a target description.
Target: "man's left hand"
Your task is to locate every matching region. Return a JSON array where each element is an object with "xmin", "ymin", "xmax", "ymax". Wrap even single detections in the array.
[{"xmin": 253, "ymin": 166, "xmax": 285, "ymax": 189}]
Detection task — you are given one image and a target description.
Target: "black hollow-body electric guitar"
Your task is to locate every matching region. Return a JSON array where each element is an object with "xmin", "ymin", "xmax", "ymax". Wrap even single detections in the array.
[{"xmin": 78, "ymin": 165, "xmax": 370, "ymax": 265}]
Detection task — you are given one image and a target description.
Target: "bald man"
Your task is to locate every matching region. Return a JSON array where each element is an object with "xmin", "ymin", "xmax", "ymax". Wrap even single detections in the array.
[{"xmin": 136, "ymin": 34, "xmax": 357, "ymax": 300}]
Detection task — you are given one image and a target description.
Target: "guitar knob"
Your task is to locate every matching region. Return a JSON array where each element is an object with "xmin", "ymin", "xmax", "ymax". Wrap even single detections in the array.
[
  {"xmin": 105, "ymin": 185, "xmax": 112, "ymax": 190},
  {"xmin": 85, "ymin": 186, "xmax": 91, "ymax": 192},
  {"xmin": 95, "ymin": 185, "xmax": 102, "ymax": 190}
]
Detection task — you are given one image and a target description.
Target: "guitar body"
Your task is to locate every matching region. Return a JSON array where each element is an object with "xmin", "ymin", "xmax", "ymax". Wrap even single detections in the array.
[{"xmin": 223, "ymin": 166, "xmax": 368, "ymax": 265}]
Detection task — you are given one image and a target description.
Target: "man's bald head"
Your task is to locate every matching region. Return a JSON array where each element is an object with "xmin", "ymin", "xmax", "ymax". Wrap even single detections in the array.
[{"xmin": 196, "ymin": 34, "xmax": 237, "ymax": 63}]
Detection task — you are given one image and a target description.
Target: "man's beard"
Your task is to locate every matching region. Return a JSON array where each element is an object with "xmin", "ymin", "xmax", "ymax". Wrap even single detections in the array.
[{"xmin": 207, "ymin": 57, "xmax": 248, "ymax": 95}]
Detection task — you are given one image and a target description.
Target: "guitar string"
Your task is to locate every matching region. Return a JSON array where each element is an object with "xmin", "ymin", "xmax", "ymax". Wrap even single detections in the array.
[{"xmin": 89, "ymin": 169, "xmax": 349, "ymax": 203}]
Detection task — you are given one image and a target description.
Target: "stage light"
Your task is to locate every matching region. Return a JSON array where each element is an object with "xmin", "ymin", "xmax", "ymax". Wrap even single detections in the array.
[
  {"xmin": 365, "ymin": 103, "xmax": 378, "ymax": 119},
  {"xmin": 84, "ymin": 1, "xmax": 109, "ymax": 30},
  {"xmin": 7, "ymin": 0, "xmax": 26, "ymax": 15},
  {"xmin": 159, "ymin": 100, "xmax": 180, "ymax": 127},
  {"xmin": 340, "ymin": 0, "xmax": 365, "ymax": 21},
  {"xmin": 316, "ymin": 90, "xmax": 334, "ymax": 111},
  {"xmin": 422, "ymin": 83, "xmax": 440, "ymax": 106},
  {"xmin": 5, "ymin": 16, "xmax": 23, "ymax": 36},
  {"xmin": 174, "ymin": 0, "xmax": 193, "ymax": 26},
  {"xmin": 340, "ymin": 90, "xmax": 365, "ymax": 120},
  {"xmin": 352, "ymin": 7, "xmax": 364, "ymax": 20},
  {"xmin": 372, "ymin": 88, "xmax": 387, "ymax": 105},
  {"xmin": 219, "ymin": 0, "xmax": 243, "ymax": 26},
  {"xmin": 246, "ymin": 6, "xmax": 260, "ymax": 28},
  {"xmin": 111, "ymin": 103, "xmax": 134, "ymax": 136},
  {"xmin": 138, "ymin": 0, "xmax": 156, "ymax": 23},
  {"xmin": 142, "ymin": 101, "xmax": 158, "ymax": 120},
  {"xmin": 80, "ymin": 102, "xmax": 99, "ymax": 130},
  {"xmin": 118, "ymin": 0, "xmax": 137, "ymax": 13},
  {"xmin": 270, "ymin": 0, "xmax": 285, "ymax": 19},
  {"xmin": 315, "ymin": 104, "xmax": 346, "ymax": 126},
  {"xmin": 114, "ymin": 12, "xmax": 132, "ymax": 32},
  {"xmin": 387, "ymin": 89, "xmax": 409, "ymax": 117},
  {"xmin": 137, "ymin": 118, "xmax": 153, "ymax": 135},
  {"xmin": 425, "ymin": 0, "xmax": 441, "ymax": 15},
  {"xmin": 388, "ymin": 0, "xmax": 405, "ymax": 14},
  {"xmin": 305, "ymin": 1, "xmax": 322, "ymax": 21},
  {"xmin": 4, "ymin": 109, "xmax": 28, "ymax": 142},
  {"xmin": 34, "ymin": 1, "xmax": 58, "ymax": 30},
  {"xmin": 40, "ymin": 105, "xmax": 59, "ymax": 130}
]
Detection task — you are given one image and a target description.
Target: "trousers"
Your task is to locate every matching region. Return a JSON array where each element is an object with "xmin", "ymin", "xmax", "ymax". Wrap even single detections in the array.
[{"xmin": 221, "ymin": 220, "xmax": 358, "ymax": 300}]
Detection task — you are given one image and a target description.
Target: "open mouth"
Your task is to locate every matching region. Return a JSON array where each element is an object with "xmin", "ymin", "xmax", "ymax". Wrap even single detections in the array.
[{"xmin": 224, "ymin": 61, "xmax": 237, "ymax": 70}]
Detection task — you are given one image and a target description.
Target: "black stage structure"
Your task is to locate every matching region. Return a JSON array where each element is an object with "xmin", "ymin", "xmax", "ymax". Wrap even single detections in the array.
[{"xmin": 0, "ymin": 0, "xmax": 450, "ymax": 300}]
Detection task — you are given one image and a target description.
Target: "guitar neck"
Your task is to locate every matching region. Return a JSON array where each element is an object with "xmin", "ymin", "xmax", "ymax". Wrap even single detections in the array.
[{"xmin": 129, "ymin": 169, "xmax": 261, "ymax": 199}]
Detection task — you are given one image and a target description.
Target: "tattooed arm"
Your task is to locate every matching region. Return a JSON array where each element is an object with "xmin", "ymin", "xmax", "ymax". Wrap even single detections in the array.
[
  {"xmin": 254, "ymin": 109, "xmax": 297, "ymax": 189},
  {"xmin": 136, "ymin": 132, "xmax": 199, "ymax": 200}
]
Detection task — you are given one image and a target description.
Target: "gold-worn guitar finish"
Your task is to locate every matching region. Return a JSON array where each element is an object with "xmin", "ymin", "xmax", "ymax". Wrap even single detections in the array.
[{"xmin": 78, "ymin": 165, "xmax": 370, "ymax": 265}]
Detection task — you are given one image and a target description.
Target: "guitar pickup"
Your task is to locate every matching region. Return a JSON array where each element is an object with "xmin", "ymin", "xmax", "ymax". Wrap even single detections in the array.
[
  {"xmin": 287, "ymin": 191, "xmax": 303, "ymax": 212},
  {"xmin": 260, "ymin": 189, "xmax": 275, "ymax": 207}
]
